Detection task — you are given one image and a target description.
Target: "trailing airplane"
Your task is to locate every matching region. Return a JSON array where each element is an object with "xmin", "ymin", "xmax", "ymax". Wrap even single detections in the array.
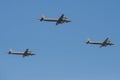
[
  {"xmin": 86, "ymin": 38, "xmax": 114, "ymax": 48},
  {"xmin": 39, "ymin": 14, "xmax": 71, "ymax": 25},
  {"xmin": 8, "ymin": 49, "xmax": 35, "ymax": 57}
]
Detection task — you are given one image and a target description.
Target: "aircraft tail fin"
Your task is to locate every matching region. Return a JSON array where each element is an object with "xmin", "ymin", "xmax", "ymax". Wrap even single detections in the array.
[
  {"xmin": 8, "ymin": 49, "xmax": 13, "ymax": 54},
  {"xmin": 40, "ymin": 14, "xmax": 45, "ymax": 21},
  {"xmin": 86, "ymin": 38, "xmax": 91, "ymax": 44}
]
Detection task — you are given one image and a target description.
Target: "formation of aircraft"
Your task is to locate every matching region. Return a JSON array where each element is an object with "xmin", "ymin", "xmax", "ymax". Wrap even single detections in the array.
[
  {"xmin": 39, "ymin": 14, "xmax": 71, "ymax": 25},
  {"xmin": 8, "ymin": 49, "xmax": 35, "ymax": 58},
  {"xmin": 86, "ymin": 38, "xmax": 114, "ymax": 48},
  {"xmin": 6, "ymin": 13, "xmax": 115, "ymax": 58}
]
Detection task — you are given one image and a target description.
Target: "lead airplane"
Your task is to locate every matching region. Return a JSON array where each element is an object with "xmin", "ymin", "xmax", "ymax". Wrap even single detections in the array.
[
  {"xmin": 8, "ymin": 49, "xmax": 35, "ymax": 57},
  {"xmin": 86, "ymin": 38, "xmax": 114, "ymax": 48},
  {"xmin": 39, "ymin": 14, "xmax": 71, "ymax": 25}
]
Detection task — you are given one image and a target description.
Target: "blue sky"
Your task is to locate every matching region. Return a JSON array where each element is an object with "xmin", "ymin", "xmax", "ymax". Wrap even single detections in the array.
[{"xmin": 0, "ymin": 0, "xmax": 120, "ymax": 80}]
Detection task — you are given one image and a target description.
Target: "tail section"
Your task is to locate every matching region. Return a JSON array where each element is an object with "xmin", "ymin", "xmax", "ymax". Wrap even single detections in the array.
[
  {"xmin": 86, "ymin": 38, "xmax": 91, "ymax": 44},
  {"xmin": 40, "ymin": 14, "xmax": 45, "ymax": 21},
  {"xmin": 8, "ymin": 49, "xmax": 13, "ymax": 54}
]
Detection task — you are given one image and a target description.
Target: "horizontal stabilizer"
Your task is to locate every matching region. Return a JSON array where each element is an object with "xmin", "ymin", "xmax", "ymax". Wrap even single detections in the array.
[
  {"xmin": 40, "ymin": 14, "xmax": 45, "ymax": 21},
  {"xmin": 8, "ymin": 49, "xmax": 13, "ymax": 54},
  {"xmin": 86, "ymin": 38, "xmax": 91, "ymax": 44}
]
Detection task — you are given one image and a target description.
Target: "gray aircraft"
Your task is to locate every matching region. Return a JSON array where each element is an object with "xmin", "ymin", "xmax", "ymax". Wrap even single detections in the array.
[
  {"xmin": 86, "ymin": 38, "xmax": 114, "ymax": 48},
  {"xmin": 8, "ymin": 49, "xmax": 35, "ymax": 57},
  {"xmin": 39, "ymin": 14, "xmax": 71, "ymax": 25}
]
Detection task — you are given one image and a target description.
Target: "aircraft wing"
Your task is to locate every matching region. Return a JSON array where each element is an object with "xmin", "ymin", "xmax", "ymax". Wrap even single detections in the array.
[
  {"xmin": 56, "ymin": 14, "xmax": 64, "ymax": 24},
  {"xmin": 103, "ymin": 38, "xmax": 109, "ymax": 44},
  {"xmin": 23, "ymin": 49, "xmax": 29, "ymax": 55}
]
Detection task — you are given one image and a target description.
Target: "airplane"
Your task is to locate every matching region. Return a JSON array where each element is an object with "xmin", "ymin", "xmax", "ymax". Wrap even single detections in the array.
[
  {"xmin": 39, "ymin": 14, "xmax": 71, "ymax": 25},
  {"xmin": 86, "ymin": 38, "xmax": 114, "ymax": 48},
  {"xmin": 8, "ymin": 49, "xmax": 35, "ymax": 57}
]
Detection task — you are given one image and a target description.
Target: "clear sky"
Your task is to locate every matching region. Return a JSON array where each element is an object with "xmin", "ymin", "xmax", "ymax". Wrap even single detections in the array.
[{"xmin": 0, "ymin": 0, "xmax": 120, "ymax": 80}]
